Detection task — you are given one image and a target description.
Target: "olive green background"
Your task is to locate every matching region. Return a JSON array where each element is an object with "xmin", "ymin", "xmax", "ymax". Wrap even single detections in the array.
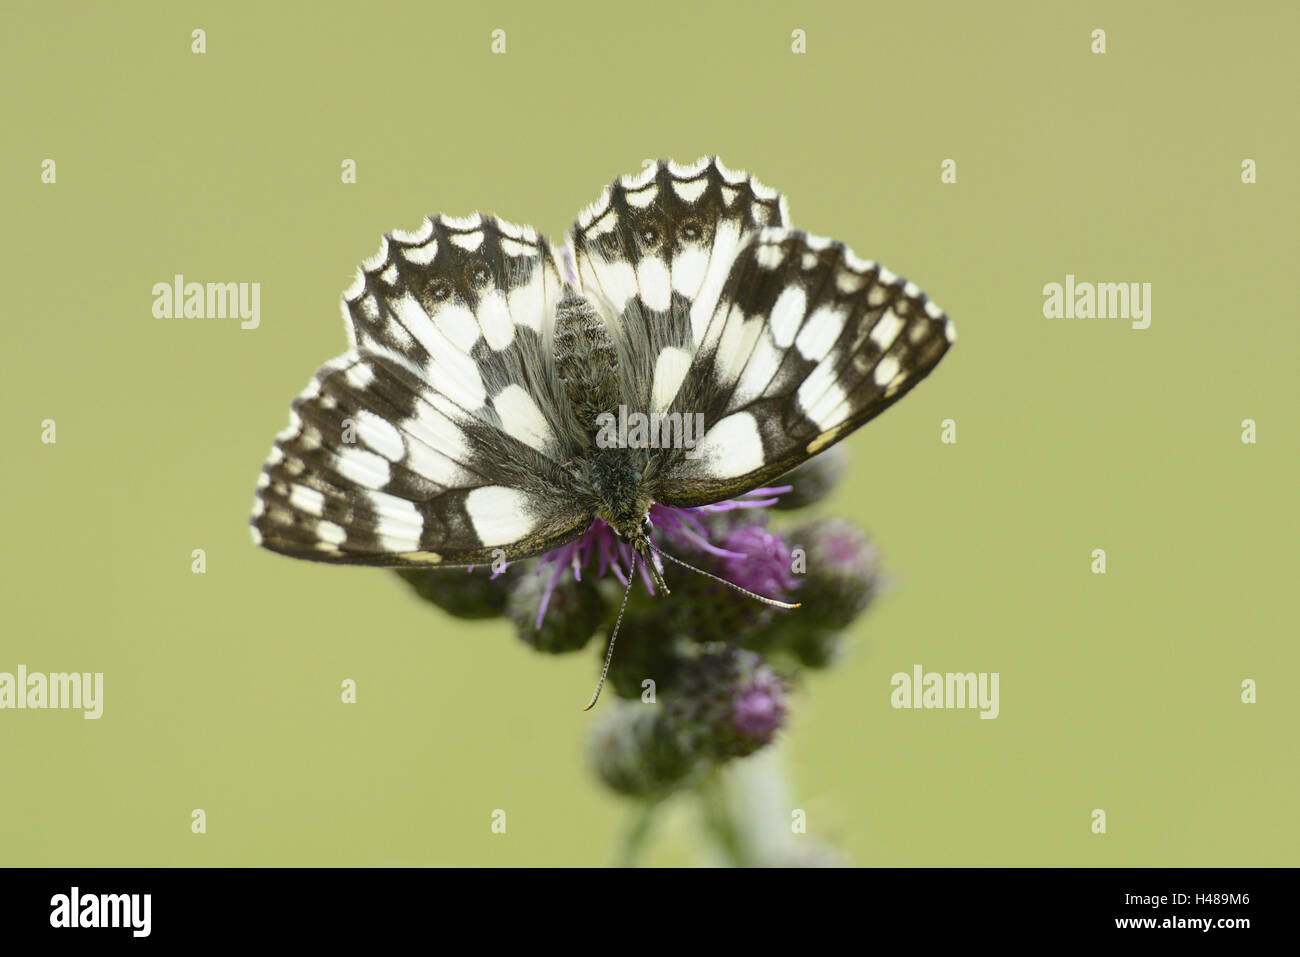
[{"xmin": 3, "ymin": 0, "xmax": 1296, "ymax": 867}]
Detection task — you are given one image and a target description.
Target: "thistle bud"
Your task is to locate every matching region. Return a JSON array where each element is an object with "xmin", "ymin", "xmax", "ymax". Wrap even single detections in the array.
[
  {"xmin": 786, "ymin": 627, "xmax": 847, "ymax": 669},
  {"xmin": 587, "ymin": 644, "xmax": 789, "ymax": 797},
  {"xmin": 785, "ymin": 518, "xmax": 881, "ymax": 631},
  {"xmin": 771, "ymin": 445, "xmax": 848, "ymax": 510},
  {"xmin": 587, "ymin": 701, "xmax": 696, "ymax": 797},
  {"xmin": 396, "ymin": 565, "xmax": 520, "ymax": 620},
  {"xmin": 602, "ymin": 598, "xmax": 687, "ymax": 701},
  {"xmin": 506, "ymin": 568, "xmax": 606, "ymax": 654}
]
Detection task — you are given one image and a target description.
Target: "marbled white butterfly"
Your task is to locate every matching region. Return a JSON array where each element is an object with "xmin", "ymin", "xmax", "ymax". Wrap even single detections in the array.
[{"xmin": 251, "ymin": 158, "xmax": 955, "ymax": 663}]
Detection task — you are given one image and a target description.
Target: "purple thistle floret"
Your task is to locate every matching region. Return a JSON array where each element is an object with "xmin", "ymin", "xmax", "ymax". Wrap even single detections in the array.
[
  {"xmin": 715, "ymin": 524, "xmax": 801, "ymax": 600},
  {"xmin": 530, "ymin": 487, "xmax": 791, "ymax": 629},
  {"xmin": 732, "ymin": 668, "xmax": 787, "ymax": 742}
]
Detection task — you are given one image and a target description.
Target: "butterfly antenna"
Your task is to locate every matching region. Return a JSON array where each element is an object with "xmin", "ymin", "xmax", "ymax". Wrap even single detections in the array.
[
  {"xmin": 645, "ymin": 540, "xmax": 801, "ymax": 610},
  {"xmin": 583, "ymin": 551, "xmax": 638, "ymax": 712}
]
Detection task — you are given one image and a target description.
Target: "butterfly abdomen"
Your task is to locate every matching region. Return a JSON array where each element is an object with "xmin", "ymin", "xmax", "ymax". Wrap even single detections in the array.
[{"xmin": 554, "ymin": 288, "xmax": 620, "ymax": 437}]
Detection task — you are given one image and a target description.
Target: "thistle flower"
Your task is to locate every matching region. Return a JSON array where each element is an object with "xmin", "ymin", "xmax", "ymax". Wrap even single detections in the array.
[
  {"xmin": 673, "ymin": 645, "xmax": 787, "ymax": 761},
  {"xmin": 715, "ymin": 523, "xmax": 801, "ymax": 601},
  {"xmin": 739, "ymin": 516, "xmax": 881, "ymax": 669},
  {"xmin": 646, "ymin": 518, "xmax": 804, "ymax": 650},
  {"xmin": 506, "ymin": 564, "xmax": 606, "ymax": 654},
  {"xmin": 587, "ymin": 644, "xmax": 788, "ymax": 797},
  {"xmin": 530, "ymin": 488, "xmax": 791, "ymax": 623},
  {"xmin": 401, "ymin": 488, "xmax": 793, "ymax": 633}
]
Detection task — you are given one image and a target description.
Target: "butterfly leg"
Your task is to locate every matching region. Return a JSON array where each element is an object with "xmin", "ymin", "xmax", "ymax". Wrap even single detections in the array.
[{"xmin": 634, "ymin": 537, "xmax": 670, "ymax": 595}]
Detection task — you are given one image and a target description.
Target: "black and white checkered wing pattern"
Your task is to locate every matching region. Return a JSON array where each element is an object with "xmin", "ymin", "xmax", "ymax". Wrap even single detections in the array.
[
  {"xmin": 251, "ymin": 216, "xmax": 593, "ymax": 566},
  {"xmin": 658, "ymin": 227, "xmax": 957, "ymax": 506},
  {"xmin": 567, "ymin": 157, "xmax": 789, "ymax": 415}
]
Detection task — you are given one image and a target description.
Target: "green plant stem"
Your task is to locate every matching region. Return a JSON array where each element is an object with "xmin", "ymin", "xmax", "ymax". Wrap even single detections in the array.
[
  {"xmin": 618, "ymin": 797, "xmax": 660, "ymax": 868},
  {"xmin": 696, "ymin": 768, "xmax": 757, "ymax": 867}
]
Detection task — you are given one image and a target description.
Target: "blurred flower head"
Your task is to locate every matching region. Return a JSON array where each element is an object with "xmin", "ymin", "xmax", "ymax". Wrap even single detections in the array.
[{"xmin": 398, "ymin": 444, "xmax": 885, "ymax": 834}]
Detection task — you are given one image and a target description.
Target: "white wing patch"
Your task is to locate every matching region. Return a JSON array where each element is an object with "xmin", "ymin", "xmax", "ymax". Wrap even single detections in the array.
[
  {"xmin": 353, "ymin": 409, "xmax": 405, "ymax": 461},
  {"xmin": 873, "ymin": 355, "xmax": 901, "ymax": 386},
  {"xmin": 797, "ymin": 364, "xmax": 849, "ymax": 429},
  {"xmin": 672, "ymin": 178, "xmax": 708, "ymax": 203},
  {"xmin": 671, "ymin": 246, "xmax": 710, "ymax": 300},
  {"xmin": 334, "ymin": 446, "xmax": 391, "ymax": 489},
  {"xmin": 402, "ymin": 239, "xmax": 439, "ymax": 265},
  {"xmin": 626, "ymin": 185, "xmax": 658, "ymax": 208},
  {"xmin": 464, "ymin": 486, "xmax": 538, "ymax": 545},
  {"xmin": 715, "ymin": 307, "xmax": 763, "ymax": 388},
  {"xmin": 768, "ymin": 286, "xmax": 806, "ymax": 347},
  {"xmin": 477, "ymin": 290, "xmax": 515, "ymax": 350},
  {"xmin": 404, "ymin": 433, "xmax": 473, "ymax": 489},
  {"xmin": 433, "ymin": 302, "xmax": 481, "ymax": 354},
  {"xmin": 586, "ymin": 259, "xmax": 637, "ymax": 315},
  {"xmin": 345, "ymin": 364, "xmax": 375, "ymax": 390},
  {"xmin": 651, "ymin": 346, "xmax": 693, "ymax": 411},
  {"xmin": 689, "ymin": 218, "xmax": 744, "ymax": 345},
  {"xmin": 493, "ymin": 384, "xmax": 555, "ymax": 454},
  {"xmin": 755, "ymin": 245, "xmax": 784, "ymax": 270},
  {"xmin": 635, "ymin": 257, "xmax": 672, "ymax": 311},
  {"xmin": 369, "ymin": 490, "xmax": 424, "ymax": 552},
  {"xmin": 690, "ymin": 413, "xmax": 765, "ymax": 478},
  {"xmin": 289, "ymin": 485, "xmax": 325, "ymax": 517},
  {"xmin": 794, "ymin": 305, "xmax": 842, "ymax": 362},
  {"xmin": 317, "ymin": 521, "xmax": 347, "ymax": 546},
  {"xmin": 869, "ymin": 310, "xmax": 904, "ymax": 351},
  {"xmin": 507, "ymin": 266, "xmax": 547, "ymax": 333},
  {"xmin": 448, "ymin": 231, "xmax": 485, "ymax": 252}
]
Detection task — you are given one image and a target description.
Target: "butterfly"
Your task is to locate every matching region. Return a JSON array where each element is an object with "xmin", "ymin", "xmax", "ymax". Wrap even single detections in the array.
[{"xmin": 251, "ymin": 157, "xmax": 955, "ymax": 696}]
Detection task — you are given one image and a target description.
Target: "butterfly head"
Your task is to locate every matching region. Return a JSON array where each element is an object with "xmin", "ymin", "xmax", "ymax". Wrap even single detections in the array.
[{"xmin": 608, "ymin": 511, "xmax": 669, "ymax": 594}]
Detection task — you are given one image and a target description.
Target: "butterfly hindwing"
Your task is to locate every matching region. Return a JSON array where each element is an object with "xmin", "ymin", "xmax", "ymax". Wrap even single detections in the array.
[
  {"xmin": 568, "ymin": 157, "xmax": 789, "ymax": 416},
  {"xmin": 252, "ymin": 215, "xmax": 594, "ymax": 565},
  {"xmin": 654, "ymin": 227, "xmax": 956, "ymax": 506},
  {"xmin": 343, "ymin": 213, "xmax": 585, "ymax": 449}
]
